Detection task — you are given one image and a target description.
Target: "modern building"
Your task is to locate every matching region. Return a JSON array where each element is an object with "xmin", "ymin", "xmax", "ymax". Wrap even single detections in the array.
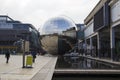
[
  {"xmin": 76, "ymin": 24, "xmax": 85, "ymax": 54},
  {"xmin": 62, "ymin": 27, "xmax": 76, "ymax": 39},
  {"xmin": 76, "ymin": 24, "xmax": 84, "ymax": 42},
  {"xmin": 41, "ymin": 16, "xmax": 77, "ymax": 55},
  {"xmin": 82, "ymin": 0, "xmax": 120, "ymax": 61},
  {"xmin": 0, "ymin": 15, "xmax": 41, "ymax": 54},
  {"xmin": 109, "ymin": 0, "xmax": 120, "ymax": 61}
]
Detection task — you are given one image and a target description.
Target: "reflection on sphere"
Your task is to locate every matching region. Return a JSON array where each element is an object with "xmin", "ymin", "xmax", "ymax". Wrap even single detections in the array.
[{"xmin": 42, "ymin": 16, "xmax": 76, "ymax": 35}]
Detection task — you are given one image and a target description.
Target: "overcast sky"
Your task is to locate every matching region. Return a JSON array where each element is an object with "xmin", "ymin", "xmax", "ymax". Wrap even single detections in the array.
[{"xmin": 0, "ymin": 0, "xmax": 100, "ymax": 31}]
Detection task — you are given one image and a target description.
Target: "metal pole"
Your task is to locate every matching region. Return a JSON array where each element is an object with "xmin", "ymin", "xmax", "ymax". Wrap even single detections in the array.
[
  {"xmin": 22, "ymin": 32, "xmax": 29, "ymax": 68},
  {"xmin": 22, "ymin": 40, "xmax": 25, "ymax": 68}
]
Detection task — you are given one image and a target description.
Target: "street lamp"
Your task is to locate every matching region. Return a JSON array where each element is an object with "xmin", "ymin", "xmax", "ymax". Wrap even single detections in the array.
[
  {"xmin": 22, "ymin": 39, "xmax": 25, "ymax": 68},
  {"xmin": 21, "ymin": 32, "xmax": 30, "ymax": 68}
]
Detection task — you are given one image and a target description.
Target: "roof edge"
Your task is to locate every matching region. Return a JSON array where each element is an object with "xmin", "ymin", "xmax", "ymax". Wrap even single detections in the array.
[{"xmin": 84, "ymin": 0, "xmax": 108, "ymax": 24}]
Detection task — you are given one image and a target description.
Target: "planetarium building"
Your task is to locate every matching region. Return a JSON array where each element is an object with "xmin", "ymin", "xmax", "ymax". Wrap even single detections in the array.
[{"xmin": 41, "ymin": 16, "xmax": 77, "ymax": 55}]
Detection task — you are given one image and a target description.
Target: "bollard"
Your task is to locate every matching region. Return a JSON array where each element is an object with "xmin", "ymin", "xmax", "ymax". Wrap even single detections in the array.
[{"xmin": 26, "ymin": 55, "xmax": 33, "ymax": 68}]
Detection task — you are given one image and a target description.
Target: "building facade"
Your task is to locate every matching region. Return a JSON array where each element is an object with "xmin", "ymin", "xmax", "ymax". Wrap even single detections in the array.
[
  {"xmin": 0, "ymin": 15, "xmax": 41, "ymax": 54},
  {"xmin": 82, "ymin": 0, "xmax": 120, "ymax": 61},
  {"xmin": 110, "ymin": 0, "xmax": 120, "ymax": 61},
  {"xmin": 76, "ymin": 24, "xmax": 85, "ymax": 55}
]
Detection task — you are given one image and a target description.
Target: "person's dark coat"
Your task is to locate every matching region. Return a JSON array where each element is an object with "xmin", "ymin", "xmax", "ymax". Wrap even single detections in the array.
[
  {"xmin": 31, "ymin": 50, "xmax": 37, "ymax": 63},
  {"xmin": 5, "ymin": 50, "xmax": 10, "ymax": 63},
  {"xmin": 5, "ymin": 50, "xmax": 10, "ymax": 58},
  {"xmin": 31, "ymin": 51, "xmax": 36, "ymax": 58}
]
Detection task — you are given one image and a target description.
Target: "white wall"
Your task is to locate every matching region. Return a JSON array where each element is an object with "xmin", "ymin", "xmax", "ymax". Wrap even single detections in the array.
[
  {"xmin": 111, "ymin": 0, "xmax": 120, "ymax": 23},
  {"xmin": 85, "ymin": 20, "xmax": 94, "ymax": 38}
]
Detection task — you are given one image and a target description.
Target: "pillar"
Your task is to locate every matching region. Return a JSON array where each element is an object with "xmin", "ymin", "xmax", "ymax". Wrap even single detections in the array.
[
  {"xmin": 84, "ymin": 39, "xmax": 87, "ymax": 56},
  {"xmin": 110, "ymin": 27, "xmax": 116, "ymax": 61},
  {"xmin": 97, "ymin": 33, "xmax": 101, "ymax": 58},
  {"xmin": 90, "ymin": 38, "xmax": 93, "ymax": 56}
]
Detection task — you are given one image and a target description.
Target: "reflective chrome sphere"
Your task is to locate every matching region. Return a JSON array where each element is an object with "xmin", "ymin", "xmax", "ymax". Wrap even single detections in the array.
[{"xmin": 42, "ymin": 16, "xmax": 76, "ymax": 34}]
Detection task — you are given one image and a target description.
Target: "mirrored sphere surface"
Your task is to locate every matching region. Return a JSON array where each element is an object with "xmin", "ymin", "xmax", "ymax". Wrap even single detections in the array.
[{"xmin": 42, "ymin": 16, "xmax": 76, "ymax": 35}]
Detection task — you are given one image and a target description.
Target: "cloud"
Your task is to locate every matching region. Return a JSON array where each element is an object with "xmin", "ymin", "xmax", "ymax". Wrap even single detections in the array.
[{"xmin": 0, "ymin": 0, "xmax": 100, "ymax": 31}]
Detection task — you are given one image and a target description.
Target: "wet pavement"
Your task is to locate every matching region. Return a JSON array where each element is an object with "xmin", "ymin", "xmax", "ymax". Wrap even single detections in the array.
[{"xmin": 0, "ymin": 55, "xmax": 57, "ymax": 80}]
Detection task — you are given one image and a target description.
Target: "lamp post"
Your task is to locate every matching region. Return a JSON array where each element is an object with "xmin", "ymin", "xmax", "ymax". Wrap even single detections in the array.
[
  {"xmin": 21, "ymin": 32, "xmax": 29, "ymax": 68},
  {"xmin": 22, "ymin": 39, "xmax": 25, "ymax": 68}
]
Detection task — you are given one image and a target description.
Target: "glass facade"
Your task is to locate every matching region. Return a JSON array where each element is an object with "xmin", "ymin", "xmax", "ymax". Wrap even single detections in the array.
[
  {"xmin": 29, "ymin": 27, "xmax": 41, "ymax": 50},
  {"xmin": 0, "ymin": 16, "xmax": 41, "ymax": 54}
]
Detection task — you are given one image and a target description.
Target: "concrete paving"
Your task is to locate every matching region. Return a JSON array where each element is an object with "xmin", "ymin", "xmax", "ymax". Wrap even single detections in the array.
[
  {"xmin": 1, "ymin": 54, "xmax": 120, "ymax": 80},
  {"xmin": 55, "ymin": 69, "xmax": 120, "ymax": 74},
  {"xmin": 0, "ymin": 55, "xmax": 57, "ymax": 80},
  {"xmin": 31, "ymin": 57, "xmax": 57, "ymax": 80}
]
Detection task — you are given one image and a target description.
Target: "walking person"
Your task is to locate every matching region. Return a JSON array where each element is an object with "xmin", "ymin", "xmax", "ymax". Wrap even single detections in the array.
[
  {"xmin": 31, "ymin": 50, "xmax": 37, "ymax": 63},
  {"xmin": 5, "ymin": 50, "xmax": 10, "ymax": 63}
]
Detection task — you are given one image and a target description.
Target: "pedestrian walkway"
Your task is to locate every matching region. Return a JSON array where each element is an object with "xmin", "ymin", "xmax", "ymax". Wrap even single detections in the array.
[
  {"xmin": 0, "ymin": 55, "xmax": 57, "ymax": 80},
  {"xmin": 31, "ymin": 57, "xmax": 57, "ymax": 80}
]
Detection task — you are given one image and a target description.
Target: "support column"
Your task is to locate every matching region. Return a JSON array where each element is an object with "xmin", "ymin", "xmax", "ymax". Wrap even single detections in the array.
[
  {"xmin": 84, "ymin": 39, "xmax": 87, "ymax": 56},
  {"xmin": 110, "ymin": 27, "xmax": 116, "ymax": 61},
  {"xmin": 90, "ymin": 38, "xmax": 93, "ymax": 56},
  {"xmin": 97, "ymin": 33, "xmax": 101, "ymax": 58}
]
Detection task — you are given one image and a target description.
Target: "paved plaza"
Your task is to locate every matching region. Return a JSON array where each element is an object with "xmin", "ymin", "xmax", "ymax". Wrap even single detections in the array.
[
  {"xmin": 0, "ymin": 55, "xmax": 57, "ymax": 80},
  {"xmin": 1, "ymin": 54, "xmax": 120, "ymax": 80}
]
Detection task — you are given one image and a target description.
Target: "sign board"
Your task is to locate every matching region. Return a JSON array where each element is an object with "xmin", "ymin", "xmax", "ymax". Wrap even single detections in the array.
[
  {"xmin": 25, "ymin": 41, "xmax": 29, "ymax": 52},
  {"xmin": 21, "ymin": 41, "xmax": 29, "ymax": 52}
]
